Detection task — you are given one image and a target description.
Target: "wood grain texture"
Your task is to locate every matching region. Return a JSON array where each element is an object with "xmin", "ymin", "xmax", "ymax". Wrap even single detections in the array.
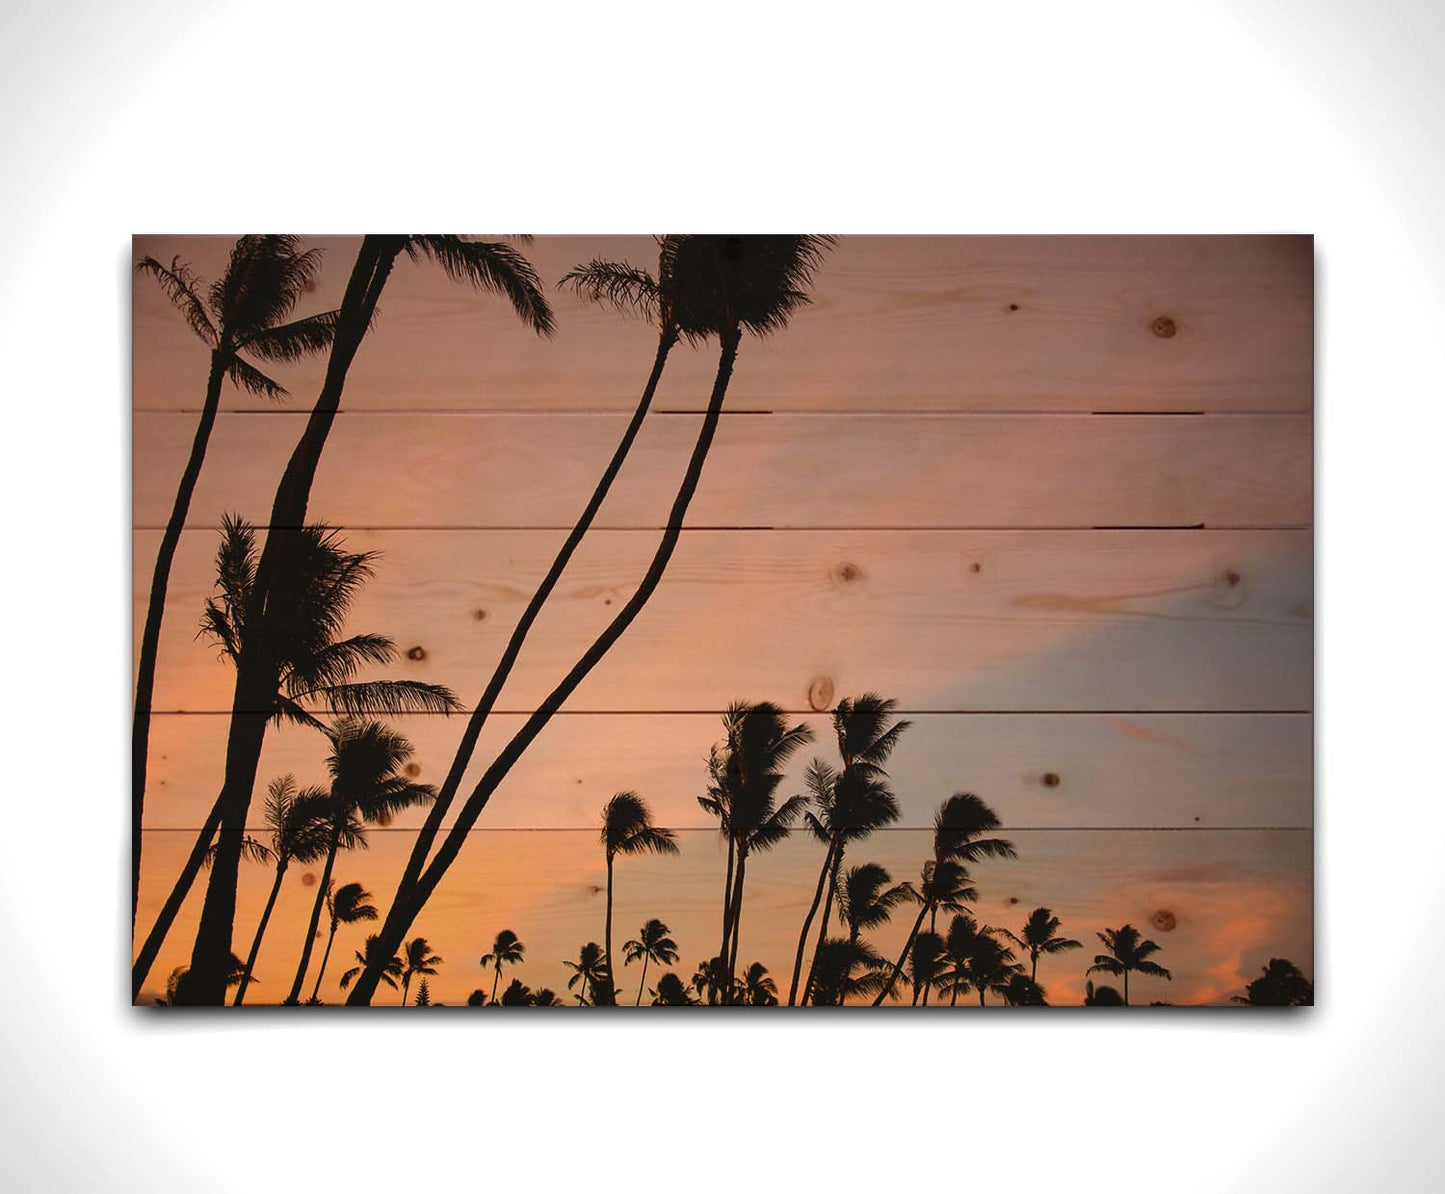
[
  {"xmin": 143, "ymin": 711, "xmax": 1312, "ymax": 830},
  {"xmin": 135, "ymin": 528, "xmax": 1312, "ymax": 714},
  {"xmin": 133, "ymin": 411, "xmax": 1311, "ymax": 530},
  {"xmin": 134, "ymin": 827, "xmax": 1313, "ymax": 1006},
  {"xmin": 133, "ymin": 235, "xmax": 1313, "ymax": 413}
]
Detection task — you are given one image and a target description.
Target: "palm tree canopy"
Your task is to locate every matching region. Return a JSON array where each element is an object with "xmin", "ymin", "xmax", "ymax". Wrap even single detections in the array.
[
  {"xmin": 400, "ymin": 236, "xmax": 554, "ymax": 337},
  {"xmin": 1001, "ymin": 906, "xmax": 1082, "ymax": 958},
  {"xmin": 499, "ymin": 978, "xmax": 534, "ymax": 1006},
  {"xmin": 1088, "ymin": 925, "xmax": 1173, "ymax": 981},
  {"xmin": 803, "ymin": 762, "xmax": 900, "ymax": 842},
  {"xmin": 906, "ymin": 931, "xmax": 949, "ymax": 992},
  {"xmin": 328, "ymin": 881, "xmax": 378, "ymax": 926},
  {"xmin": 325, "ymin": 720, "xmax": 438, "ymax": 829},
  {"xmin": 833, "ymin": 693, "xmax": 912, "ymax": 775},
  {"xmin": 564, "ymin": 943, "xmax": 607, "ymax": 992},
  {"xmin": 705, "ymin": 701, "xmax": 814, "ymax": 854},
  {"xmin": 260, "ymin": 775, "xmax": 332, "ymax": 865},
  {"xmin": 623, "ymin": 919, "xmax": 679, "ymax": 967},
  {"xmin": 809, "ymin": 937, "xmax": 889, "ymax": 1005},
  {"xmin": 339, "ymin": 935, "xmax": 402, "ymax": 990},
  {"xmin": 480, "ymin": 929, "xmax": 525, "ymax": 969},
  {"xmin": 741, "ymin": 962, "xmax": 779, "ymax": 1006},
  {"xmin": 601, "ymin": 791, "xmax": 679, "ymax": 860},
  {"xmin": 1234, "ymin": 957, "xmax": 1313, "ymax": 1006},
  {"xmin": 932, "ymin": 792, "xmax": 1017, "ymax": 865},
  {"xmin": 135, "ymin": 235, "xmax": 339, "ymax": 400},
  {"xmin": 651, "ymin": 972, "xmax": 697, "ymax": 1006},
  {"xmin": 839, "ymin": 863, "xmax": 909, "ymax": 938},
  {"xmin": 200, "ymin": 517, "xmax": 463, "ymax": 728},
  {"xmin": 905, "ymin": 859, "xmax": 979, "ymax": 914},
  {"xmin": 402, "ymin": 936, "xmax": 443, "ymax": 979},
  {"xmin": 1002, "ymin": 974, "xmax": 1049, "ymax": 1006}
]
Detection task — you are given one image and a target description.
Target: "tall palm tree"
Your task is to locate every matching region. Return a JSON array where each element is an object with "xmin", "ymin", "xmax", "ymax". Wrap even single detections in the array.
[
  {"xmin": 651, "ymin": 973, "xmax": 697, "ymax": 1006},
  {"xmin": 999, "ymin": 907, "xmax": 1082, "ymax": 984},
  {"xmin": 905, "ymin": 931, "xmax": 949, "ymax": 1007},
  {"xmin": 807, "ymin": 938, "xmax": 890, "ymax": 1006},
  {"xmin": 187, "ymin": 235, "xmax": 552, "ymax": 1004},
  {"xmin": 132, "ymin": 520, "xmax": 458, "ymax": 1000},
  {"xmin": 623, "ymin": 919, "xmax": 680, "ymax": 1007},
  {"xmin": 339, "ymin": 935, "xmax": 402, "ymax": 994},
  {"xmin": 939, "ymin": 915, "xmax": 1023, "ymax": 1006},
  {"xmin": 599, "ymin": 792, "xmax": 678, "ymax": 1002},
  {"xmin": 701, "ymin": 701, "xmax": 813, "ymax": 1002},
  {"xmin": 1088, "ymin": 925, "xmax": 1173, "ymax": 1006},
  {"xmin": 399, "ymin": 937, "xmax": 442, "ymax": 1006},
  {"xmin": 564, "ymin": 943, "xmax": 608, "ymax": 1006},
  {"xmin": 479, "ymin": 929, "xmax": 526, "ymax": 1006},
  {"xmin": 872, "ymin": 791, "xmax": 1011, "ymax": 1005},
  {"xmin": 284, "ymin": 721, "xmax": 437, "ymax": 1004},
  {"xmin": 739, "ymin": 962, "xmax": 779, "ymax": 1006},
  {"xmin": 232, "ymin": 776, "xmax": 331, "ymax": 1005},
  {"xmin": 790, "ymin": 695, "xmax": 911, "ymax": 1005},
  {"xmin": 308, "ymin": 882, "xmax": 378, "ymax": 1004},
  {"xmin": 349, "ymin": 238, "xmax": 835, "ymax": 1005},
  {"xmin": 690, "ymin": 957, "xmax": 730, "ymax": 1007},
  {"xmin": 839, "ymin": 863, "xmax": 910, "ymax": 947},
  {"xmin": 133, "ymin": 237, "xmax": 338, "ymax": 925},
  {"xmin": 1232, "ymin": 958, "xmax": 1314, "ymax": 1006}
]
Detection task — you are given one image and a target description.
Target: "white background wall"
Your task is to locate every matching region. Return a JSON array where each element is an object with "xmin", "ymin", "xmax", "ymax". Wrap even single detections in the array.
[{"xmin": 1, "ymin": 1, "xmax": 1440, "ymax": 1190}]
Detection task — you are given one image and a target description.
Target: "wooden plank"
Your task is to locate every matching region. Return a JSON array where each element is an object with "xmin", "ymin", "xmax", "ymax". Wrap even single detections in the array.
[
  {"xmin": 133, "ymin": 411, "xmax": 1312, "ymax": 530},
  {"xmin": 136, "ymin": 528, "xmax": 1313, "ymax": 714},
  {"xmin": 143, "ymin": 711, "xmax": 1312, "ymax": 831},
  {"xmin": 133, "ymin": 235, "xmax": 1313, "ymax": 413},
  {"xmin": 135, "ymin": 827, "xmax": 1312, "ymax": 1006}
]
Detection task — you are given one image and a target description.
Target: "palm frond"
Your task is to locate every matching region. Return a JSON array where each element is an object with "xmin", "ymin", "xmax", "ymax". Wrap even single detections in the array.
[
  {"xmin": 238, "ymin": 309, "xmax": 341, "ymax": 363},
  {"xmin": 225, "ymin": 353, "xmax": 287, "ymax": 400},
  {"xmin": 560, "ymin": 259, "xmax": 662, "ymax": 324},
  {"xmin": 405, "ymin": 236, "xmax": 555, "ymax": 336},
  {"xmin": 135, "ymin": 255, "xmax": 218, "ymax": 347}
]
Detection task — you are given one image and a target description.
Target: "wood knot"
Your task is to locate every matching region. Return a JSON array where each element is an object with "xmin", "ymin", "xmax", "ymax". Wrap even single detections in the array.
[
  {"xmin": 406, "ymin": 646, "xmax": 427, "ymax": 661},
  {"xmin": 1007, "ymin": 896, "xmax": 1020, "ymax": 905},
  {"xmin": 404, "ymin": 762, "xmax": 421, "ymax": 778},
  {"xmin": 1041, "ymin": 771, "xmax": 1061, "ymax": 788},
  {"xmin": 300, "ymin": 871, "xmax": 317, "ymax": 887},
  {"xmin": 1007, "ymin": 303, "xmax": 1019, "ymax": 312},
  {"xmin": 1209, "ymin": 568, "xmax": 1247, "ymax": 609},
  {"xmin": 1151, "ymin": 909, "xmax": 1177, "ymax": 932},
  {"xmin": 969, "ymin": 561, "xmax": 982, "ymax": 574},
  {"xmin": 833, "ymin": 561, "xmax": 862, "ymax": 584},
  {"xmin": 1150, "ymin": 315, "xmax": 1177, "ymax": 339},
  {"xmin": 807, "ymin": 676, "xmax": 836, "ymax": 711},
  {"xmin": 473, "ymin": 608, "xmax": 488, "ymax": 621}
]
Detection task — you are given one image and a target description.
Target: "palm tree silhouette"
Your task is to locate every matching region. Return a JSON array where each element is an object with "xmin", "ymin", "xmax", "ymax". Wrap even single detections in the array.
[
  {"xmin": 1088, "ymin": 925, "xmax": 1173, "ymax": 1006},
  {"xmin": 348, "ymin": 238, "xmax": 835, "ymax": 1005},
  {"xmin": 1232, "ymin": 958, "xmax": 1313, "ymax": 1006},
  {"xmin": 700, "ymin": 701, "xmax": 813, "ymax": 1003},
  {"xmin": 839, "ymin": 863, "xmax": 910, "ymax": 946},
  {"xmin": 187, "ymin": 235, "xmax": 551, "ymax": 1004},
  {"xmin": 308, "ymin": 882, "xmax": 378, "ymax": 1005},
  {"xmin": 999, "ymin": 907, "xmax": 1082, "ymax": 985},
  {"xmin": 565, "ymin": 943, "xmax": 608, "ymax": 1006},
  {"xmin": 740, "ymin": 962, "xmax": 780, "ymax": 1006},
  {"xmin": 399, "ymin": 937, "xmax": 442, "ymax": 1006},
  {"xmin": 339, "ymin": 935, "xmax": 402, "ymax": 995},
  {"xmin": 623, "ymin": 919, "xmax": 680, "ymax": 1007},
  {"xmin": 284, "ymin": 721, "xmax": 437, "ymax": 1004},
  {"xmin": 479, "ymin": 929, "xmax": 526, "ymax": 1006},
  {"xmin": 651, "ymin": 973, "xmax": 697, "ymax": 1006},
  {"xmin": 789, "ymin": 695, "xmax": 911, "ymax": 1005},
  {"xmin": 691, "ymin": 957, "xmax": 730, "ymax": 1006},
  {"xmin": 1001, "ymin": 974, "xmax": 1048, "ymax": 1006},
  {"xmin": 1084, "ymin": 980, "xmax": 1124, "ymax": 1006},
  {"xmin": 531, "ymin": 988, "xmax": 564, "ymax": 1008},
  {"xmin": 132, "ymin": 520, "xmax": 458, "ymax": 1000},
  {"xmin": 157, "ymin": 953, "xmax": 250, "ymax": 1006},
  {"xmin": 873, "ymin": 792, "xmax": 1011, "ymax": 1005},
  {"xmin": 132, "ymin": 238, "xmax": 338, "ymax": 925},
  {"xmin": 939, "ymin": 915, "xmax": 1023, "ymax": 1006},
  {"xmin": 599, "ymin": 792, "xmax": 678, "ymax": 1002},
  {"xmin": 232, "ymin": 776, "xmax": 331, "ymax": 1005},
  {"xmin": 807, "ymin": 938, "xmax": 890, "ymax": 1006},
  {"xmin": 906, "ymin": 931, "xmax": 949, "ymax": 1006}
]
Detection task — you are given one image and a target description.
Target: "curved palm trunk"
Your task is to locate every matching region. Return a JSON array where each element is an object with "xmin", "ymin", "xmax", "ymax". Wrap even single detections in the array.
[
  {"xmin": 402, "ymin": 974, "xmax": 412, "ymax": 1006},
  {"xmin": 723, "ymin": 851, "xmax": 748, "ymax": 1004},
  {"xmin": 602, "ymin": 854, "xmax": 616, "ymax": 1006},
  {"xmin": 490, "ymin": 966, "xmax": 502, "ymax": 1005},
  {"xmin": 133, "ymin": 351, "xmax": 227, "ymax": 926},
  {"xmin": 397, "ymin": 333, "xmax": 679, "ymax": 905},
  {"xmin": 133, "ymin": 795, "xmax": 224, "ymax": 999},
  {"xmin": 285, "ymin": 824, "xmax": 342, "ymax": 1004},
  {"xmin": 1124, "ymin": 970, "xmax": 1130, "ymax": 1006},
  {"xmin": 873, "ymin": 901, "xmax": 930, "ymax": 1006},
  {"xmin": 186, "ymin": 239, "xmax": 398, "ymax": 1005},
  {"xmin": 348, "ymin": 330, "xmax": 744, "ymax": 1005},
  {"xmin": 950, "ymin": 983, "xmax": 959, "ymax": 1007},
  {"xmin": 802, "ymin": 845, "xmax": 844, "ymax": 1006},
  {"xmin": 787, "ymin": 839, "xmax": 835, "ymax": 1006},
  {"xmin": 308, "ymin": 916, "xmax": 340, "ymax": 1004},
  {"xmin": 1031, "ymin": 953, "xmax": 1038, "ymax": 983},
  {"xmin": 234, "ymin": 856, "xmax": 287, "ymax": 1006},
  {"xmin": 635, "ymin": 956, "xmax": 649, "ymax": 1006},
  {"xmin": 719, "ymin": 833, "xmax": 736, "ymax": 965},
  {"xmin": 979, "ymin": 989, "xmax": 987, "ymax": 1007}
]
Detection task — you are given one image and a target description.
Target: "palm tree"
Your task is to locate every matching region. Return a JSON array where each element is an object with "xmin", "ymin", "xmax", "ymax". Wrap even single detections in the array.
[
  {"xmin": 1002, "ymin": 974, "xmax": 1048, "ymax": 1006},
  {"xmin": 1088, "ymin": 925, "xmax": 1173, "ymax": 1006},
  {"xmin": 348, "ymin": 238, "xmax": 835, "ymax": 1005},
  {"xmin": 232, "ymin": 777, "xmax": 331, "ymax": 1005},
  {"xmin": 839, "ymin": 863, "xmax": 910, "ymax": 947},
  {"xmin": 156, "ymin": 953, "xmax": 249, "ymax": 1006},
  {"xmin": 700, "ymin": 701, "xmax": 813, "ymax": 1002},
  {"xmin": 789, "ymin": 695, "xmax": 911, "ymax": 1005},
  {"xmin": 399, "ymin": 937, "xmax": 442, "ymax": 1006},
  {"xmin": 308, "ymin": 882, "xmax": 378, "ymax": 1004},
  {"xmin": 905, "ymin": 931, "xmax": 949, "ymax": 1006},
  {"xmin": 599, "ymin": 792, "xmax": 678, "ymax": 1002},
  {"xmin": 740, "ymin": 962, "xmax": 779, "ymax": 1006},
  {"xmin": 873, "ymin": 791, "xmax": 1012, "ymax": 1005},
  {"xmin": 132, "ymin": 237, "xmax": 338, "ymax": 925},
  {"xmin": 807, "ymin": 938, "xmax": 890, "ymax": 1006},
  {"xmin": 531, "ymin": 988, "xmax": 564, "ymax": 1008},
  {"xmin": 284, "ymin": 721, "xmax": 437, "ymax": 1004},
  {"xmin": 186, "ymin": 235, "xmax": 552, "ymax": 1004},
  {"xmin": 623, "ymin": 919, "xmax": 680, "ymax": 1007},
  {"xmin": 691, "ymin": 957, "xmax": 730, "ymax": 1007},
  {"xmin": 564, "ymin": 943, "xmax": 608, "ymax": 1006},
  {"xmin": 339, "ymin": 935, "xmax": 402, "ymax": 995},
  {"xmin": 651, "ymin": 973, "xmax": 697, "ymax": 1006},
  {"xmin": 479, "ymin": 930, "xmax": 526, "ymax": 1006},
  {"xmin": 1084, "ymin": 980, "xmax": 1124, "ymax": 1006},
  {"xmin": 938, "ymin": 916, "xmax": 1023, "ymax": 1006},
  {"xmin": 999, "ymin": 907, "xmax": 1082, "ymax": 984},
  {"xmin": 1232, "ymin": 958, "xmax": 1313, "ymax": 1006},
  {"xmin": 132, "ymin": 520, "xmax": 458, "ymax": 1000}
]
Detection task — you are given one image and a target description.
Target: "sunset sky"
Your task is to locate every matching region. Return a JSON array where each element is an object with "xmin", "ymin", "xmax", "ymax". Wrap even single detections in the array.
[{"xmin": 132, "ymin": 235, "xmax": 1313, "ymax": 1006}]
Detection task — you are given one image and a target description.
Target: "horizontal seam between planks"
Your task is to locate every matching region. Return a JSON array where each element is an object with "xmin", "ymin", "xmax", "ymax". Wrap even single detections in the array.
[
  {"xmin": 149, "ymin": 708, "xmax": 1315, "ymax": 716},
  {"xmin": 140, "ymin": 523, "xmax": 1316, "ymax": 532},
  {"xmin": 141, "ymin": 825, "xmax": 1315, "ymax": 834}
]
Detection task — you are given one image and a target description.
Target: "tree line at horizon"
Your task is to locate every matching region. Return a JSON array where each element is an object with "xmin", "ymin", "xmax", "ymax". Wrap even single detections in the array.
[{"xmin": 133, "ymin": 235, "xmax": 1312, "ymax": 1009}]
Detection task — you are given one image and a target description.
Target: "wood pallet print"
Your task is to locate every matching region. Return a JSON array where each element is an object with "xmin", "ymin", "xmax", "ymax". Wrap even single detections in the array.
[{"xmin": 131, "ymin": 235, "xmax": 1314, "ymax": 1009}]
